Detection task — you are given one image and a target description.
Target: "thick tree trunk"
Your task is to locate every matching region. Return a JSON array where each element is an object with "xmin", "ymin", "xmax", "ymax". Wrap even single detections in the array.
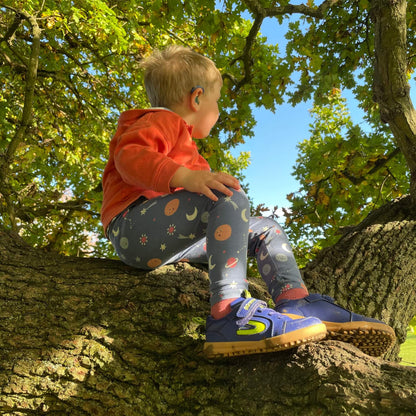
[
  {"xmin": 303, "ymin": 195, "xmax": 416, "ymax": 360},
  {"xmin": 371, "ymin": 0, "xmax": 416, "ymax": 199},
  {"xmin": 1, "ymin": 197, "xmax": 416, "ymax": 415}
]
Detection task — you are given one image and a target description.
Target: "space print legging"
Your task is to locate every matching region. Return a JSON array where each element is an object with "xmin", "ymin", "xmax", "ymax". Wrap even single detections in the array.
[{"xmin": 108, "ymin": 188, "xmax": 307, "ymax": 306}]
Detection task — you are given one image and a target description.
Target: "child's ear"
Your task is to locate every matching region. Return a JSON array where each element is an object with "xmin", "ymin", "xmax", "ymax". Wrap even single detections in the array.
[{"xmin": 190, "ymin": 86, "xmax": 204, "ymax": 111}]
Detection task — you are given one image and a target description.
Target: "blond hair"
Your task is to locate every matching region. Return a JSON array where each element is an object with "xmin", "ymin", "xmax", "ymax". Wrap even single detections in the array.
[{"xmin": 139, "ymin": 45, "xmax": 222, "ymax": 108}]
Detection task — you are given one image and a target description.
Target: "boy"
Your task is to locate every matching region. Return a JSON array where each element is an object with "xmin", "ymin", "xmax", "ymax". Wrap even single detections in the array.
[{"xmin": 101, "ymin": 45, "xmax": 395, "ymax": 358}]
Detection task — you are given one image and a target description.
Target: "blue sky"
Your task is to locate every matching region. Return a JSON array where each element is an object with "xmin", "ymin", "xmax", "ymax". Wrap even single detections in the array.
[
  {"xmin": 231, "ymin": 17, "xmax": 416, "ymax": 212},
  {"xmin": 233, "ymin": 96, "xmax": 312, "ymax": 210},
  {"xmin": 229, "ymin": 16, "xmax": 315, "ymax": 210}
]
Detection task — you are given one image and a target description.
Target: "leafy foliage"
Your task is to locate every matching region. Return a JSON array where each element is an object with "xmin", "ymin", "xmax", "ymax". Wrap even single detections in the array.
[
  {"xmin": 277, "ymin": 0, "xmax": 416, "ymax": 264},
  {"xmin": 409, "ymin": 316, "xmax": 416, "ymax": 334},
  {"xmin": 286, "ymin": 89, "xmax": 409, "ymax": 263},
  {"xmin": 0, "ymin": 0, "xmax": 270, "ymax": 256}
]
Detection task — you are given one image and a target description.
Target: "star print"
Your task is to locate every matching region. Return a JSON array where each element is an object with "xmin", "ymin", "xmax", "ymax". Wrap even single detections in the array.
[
  {"xmin": 229, "ymin": 280, "xmax": 238, "ymax": 289},
  {"xmin": 224, "ymin": 196, "xmax": 239, "ymax": 210},
  {"xmin": 178, "ymin": 233, "xmax": 196, "ymax": 240},
  {"xmin": 167, "ymin": 224, "xmax": 176, "ymax": 235},
  {"xmin": 160, "ymin": 243, "xmax": 166, "ymax": 251}
]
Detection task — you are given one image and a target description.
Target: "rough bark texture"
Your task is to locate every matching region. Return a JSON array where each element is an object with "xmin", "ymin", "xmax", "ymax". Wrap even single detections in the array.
[
  {"xmin": 371, "ymin": 0, "xmax": 416, "ymax": 199},
  {"xmin": 303, "ymin": 195, "xmax": 416, "ymax": 360},
  {"xmin": 1, "ymin": 197, "xmax": 416, "ymax": 415}
]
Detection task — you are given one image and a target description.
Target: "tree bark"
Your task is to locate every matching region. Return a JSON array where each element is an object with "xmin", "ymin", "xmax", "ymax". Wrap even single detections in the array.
[
  {"xmin": 303, "ymin": 195, "xmax": 416, "ymax": 360},
  {"xmin": 1, "ymin": 198, "xmax": 416, "ymax": 415},
  {"xmin": 371, "ymin": 0, "xmax": 416, "ymax": 200}
]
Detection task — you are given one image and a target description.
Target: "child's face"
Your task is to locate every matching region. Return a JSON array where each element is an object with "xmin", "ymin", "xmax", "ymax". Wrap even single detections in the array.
[{"xmin": 192, "ymin": 81, "xmax": 222, "ymax": 139}]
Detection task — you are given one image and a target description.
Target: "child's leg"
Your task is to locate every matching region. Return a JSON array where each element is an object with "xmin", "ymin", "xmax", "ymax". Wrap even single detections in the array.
[
  {"xmin": 109, "ymin": 196, "xmax": 327, "ymax": 358},
  {"xmin": 108, "ymin": 189, "xmax": 250, "ymax": 310},
  {"xmin": 246, "ymin": 217, "xmax": 396, "ymax": 357},
  {"xmin": 247, "ymin": 216, "xmax": 308, "ymax": 302}
]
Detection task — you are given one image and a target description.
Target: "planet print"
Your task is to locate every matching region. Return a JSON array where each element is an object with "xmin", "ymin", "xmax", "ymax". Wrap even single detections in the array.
[
  {"xmin": 225, "ymin": 257, "xmax": 239, "ymax": 268},
  {"xmin": 201, "ymin": 211, "xmax": 210, "ymax": 223},
  {"xmin": 214, "ymin": 224, "xmax": 232, "ymax": 241},
  {"xmin": 147, "ymin": 258, "xmax": 162, "ymax": 268},
  {"xmin": 262, "ymin": 264, "xmax": 271, "ymax": 275},
  {"xmin": 276, "ymin": 253, "xmax": 288, "ymax": 262},
  {"xmin": 164, "ymin": 198, "xmax": 180, "ymax": 216},
  {"xmin": 120, "ymin": 237, "xmax": 129, "ymax": 249}
]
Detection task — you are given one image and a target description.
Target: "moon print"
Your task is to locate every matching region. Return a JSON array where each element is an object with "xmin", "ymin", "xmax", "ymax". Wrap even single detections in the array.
[
  {"xmin": 282, "ymin": 243, "xmax": 292, "ymax": 253},
  {"xmin": 186, "ymin": 207, "xmax": 198, "ymax": 221},
  {"xmin": 259, "ymin": 250, "xmax": 269, "ymax": 261},
  {"xmin": 208, "ymin": 255, "xmax": 216, "ymax": 270},
  {"xmin": 112, "ymin": 227, "xmax": 120, "ymax": 237},
  {"xmin": 241, "ymin": 208, "xmax": 249, "ymax": 223}
]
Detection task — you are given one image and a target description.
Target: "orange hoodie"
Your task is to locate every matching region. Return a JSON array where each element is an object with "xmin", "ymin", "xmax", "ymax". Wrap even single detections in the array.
[{"xmin": 101, "ymin": 108, "xmax": 210, "ymax": 233}]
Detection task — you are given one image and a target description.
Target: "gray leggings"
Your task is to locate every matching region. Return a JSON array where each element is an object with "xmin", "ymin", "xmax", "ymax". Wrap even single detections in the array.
[{"xmin": 108, "ymin": 188, "xmax": 306, "ymax": 305}]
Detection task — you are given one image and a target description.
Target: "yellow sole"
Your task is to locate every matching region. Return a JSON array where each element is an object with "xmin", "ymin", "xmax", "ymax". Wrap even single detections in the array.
[
  {"xmin": 203, "ymin": 323, "xmax": 327, "ymax": 358},
  {"xmin": 324, "ymin": 321, "xmax": 396, "ymax": 357},
  {"xmin": 281, "ymin": 313, "xmax": 396, "ymax": 357}
]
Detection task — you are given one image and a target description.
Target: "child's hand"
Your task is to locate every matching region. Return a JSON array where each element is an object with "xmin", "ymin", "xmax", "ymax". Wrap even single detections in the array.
[{"xmin": 171, "ymin": 167, "xmax": 240, "ymax": 201}]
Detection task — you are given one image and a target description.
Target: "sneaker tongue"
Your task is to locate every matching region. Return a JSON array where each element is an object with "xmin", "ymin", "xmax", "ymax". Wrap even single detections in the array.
[
  {"xmin": 242, "ymin": 289, "xmax": 252, "ymax": 298},
  {"xmin": 230, "ymin": 297, "xmax": 246, "ymax": 307},
  {"xmin": 229, "ymin": 290, "xmax": 253, "ymax": 308}
]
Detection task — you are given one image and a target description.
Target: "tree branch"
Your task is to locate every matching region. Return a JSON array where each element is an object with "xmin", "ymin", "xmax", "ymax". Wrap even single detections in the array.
[
  {"xmin": 243, "ymin": 0, "xmax": 339, "ymax": 18},
  {"xmin": 341, "ymin": 147, "xmax": 401, "ymax": 185},
  {"xmin": 0, "ymin": 8, "xmax": 23, "ymax": 43},
  {"xmin": 0, "ymin": 6, "xmax": 42, "ymax": 230},
  {"xmin": 233, "ymin": 13, "xmax": 265, "ymax": 91},
  {"xmin": 232, "ymin": 0, "xmax": 339, "ymax": 91},
  {"xmin": 15, "ymin": 199, "xmax": 98, "ymax": 223}
]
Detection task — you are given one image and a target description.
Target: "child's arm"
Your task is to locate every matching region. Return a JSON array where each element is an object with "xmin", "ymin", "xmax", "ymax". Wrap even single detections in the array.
[{"xmin": 170, "ymin": 167, "xmax": 240, "ymax": 201}]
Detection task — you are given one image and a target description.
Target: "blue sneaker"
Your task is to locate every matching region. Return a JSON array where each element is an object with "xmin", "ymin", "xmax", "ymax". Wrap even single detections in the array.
[
  {"xmin": 275, "ymin": 294, "xmax": 396, "ymax": 356},
  {"xmin": 203, "ymin": 296, "xmax": 326, "ymax": 358}
]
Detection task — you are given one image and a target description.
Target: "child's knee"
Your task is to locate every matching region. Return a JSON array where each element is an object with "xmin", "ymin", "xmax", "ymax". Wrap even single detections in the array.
[
  {"xmin": 262, "ymin": 217, "xmax": 283, "ymax": 233},
  {"xmin": 251, "ymin": 216, "xmax": 286, "ymax": 238},
  {"xmin": 221, "ymin": 188, "xmax": 250, "ymax": 210}
]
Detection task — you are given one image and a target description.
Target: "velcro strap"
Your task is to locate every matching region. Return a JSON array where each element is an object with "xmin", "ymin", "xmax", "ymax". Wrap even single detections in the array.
[{"xmin": 235, "ymin": 298, "xmax": 267, "ymax": 326}]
